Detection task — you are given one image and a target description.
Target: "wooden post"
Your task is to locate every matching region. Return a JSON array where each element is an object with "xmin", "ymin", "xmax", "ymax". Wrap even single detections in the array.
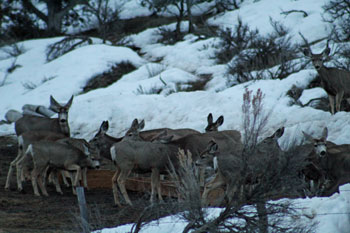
[{"xmin": 76, "ymin": 187, "xmax": 90, "ymax": 233}]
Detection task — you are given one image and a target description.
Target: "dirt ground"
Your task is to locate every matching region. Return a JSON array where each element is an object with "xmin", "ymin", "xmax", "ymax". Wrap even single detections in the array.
[{"xmin": 0, "ymin": 135, "xmax": 150, "ymax": 233}]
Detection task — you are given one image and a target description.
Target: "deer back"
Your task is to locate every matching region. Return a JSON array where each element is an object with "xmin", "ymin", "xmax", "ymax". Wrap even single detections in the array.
[
  {"xmin": 15, "ymin": 115, "xmax": 64, "ymax": 136},
  {"xmin": 162, "ymin": 129, "xmax": 242, "ymax": 163},
  {"xmin": 112, "ymin": 139, "xmax": 179, "ymax": 173},
  {"xmin": 28, "ymin": 141, "xmax": 91, "ymax": 169},
  {"xmin": 318, "ymin": 67, "xmax": 350, "ymax": 97},
  {"xmin": 19, "ymin": 130, "xmax": 67, "ymax": 151}
]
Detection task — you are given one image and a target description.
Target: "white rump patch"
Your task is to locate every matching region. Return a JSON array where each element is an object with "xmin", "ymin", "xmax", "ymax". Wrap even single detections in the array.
[{"xmin": 110, "ymin": 145, "xmax": 117, "ymax": 161}]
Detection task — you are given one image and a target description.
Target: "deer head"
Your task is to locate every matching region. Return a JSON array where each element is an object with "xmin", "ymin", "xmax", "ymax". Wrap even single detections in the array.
[
  {"xmin": 302, "ymin": 127, "xmax": 328, "ymax": 157},
  {"xmin": 205, "ymin": 113, "xmax": 224, "ymax": 132},
  {"xmin": 123, "ymin": 119, "xmax": 145, "ymax": 141}
]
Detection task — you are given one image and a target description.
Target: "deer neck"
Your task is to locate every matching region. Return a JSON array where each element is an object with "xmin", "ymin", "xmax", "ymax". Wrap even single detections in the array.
[
  {"xmin": 317, "ymin": 66, "xmax": 331, "ymax": 81},
  {"xmin": 59, "ymin": 120, "xmax": 70, "ymax": 137}
]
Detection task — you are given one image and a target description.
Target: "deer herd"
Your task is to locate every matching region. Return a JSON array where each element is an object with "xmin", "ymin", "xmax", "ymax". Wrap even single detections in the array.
[{"xmin": 3, "ymin": 38, "xmax": 350, "ymax": 207}]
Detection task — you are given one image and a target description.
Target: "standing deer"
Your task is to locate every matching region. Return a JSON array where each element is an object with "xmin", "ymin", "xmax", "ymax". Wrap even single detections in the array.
[
  {"xmin": 301, "ymin": 34, "xmax": 350, "ymax": 115},
  {"xmin": 15, "ymin": 95, "xmax": 73, "ymax": 137},
  {"xmin": 25, "ymin": 140, "xmax": 100, "ymax": 196}
]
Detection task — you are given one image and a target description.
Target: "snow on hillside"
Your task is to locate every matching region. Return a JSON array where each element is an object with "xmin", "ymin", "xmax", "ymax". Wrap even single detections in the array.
[{"xmin": 1, "ymin": 0, "xmax": 350, "ymax": 232}]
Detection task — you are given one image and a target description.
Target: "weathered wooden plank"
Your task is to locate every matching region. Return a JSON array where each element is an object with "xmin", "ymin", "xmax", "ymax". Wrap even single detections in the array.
[{"xmin": 86, "ymin": 170, "xmax": 224, "ymax": 204}]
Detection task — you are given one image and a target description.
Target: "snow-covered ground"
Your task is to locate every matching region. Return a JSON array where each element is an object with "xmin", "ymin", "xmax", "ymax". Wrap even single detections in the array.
[{"xmin": 1, "ymin": 0, "xmax": 350, "ymax": 232}]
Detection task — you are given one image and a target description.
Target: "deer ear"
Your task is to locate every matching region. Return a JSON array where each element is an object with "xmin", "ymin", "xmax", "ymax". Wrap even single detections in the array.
[
  {"xmin": 321, "ymin": 127, "xmax": 328, "ymax": 140},
  {"xmin": 302, "ymin": 131, "xmax": 314, "ymax": 143},
  {"xmin": 209, "ymin": 142, "xmax": 219, "ymax": 153},
  {"xmin": 131, "ymin": 119, "xmax": 138, "ymax": 128},
  {"xmin": 303, "ymin": 48, "xmax": 311, "ymax": 57},
  {"xmin": 138, "ymin": 119, "xmax": 145, "ymax": 130},
  {"xmin": 100, "ymin": 121, "xmax": 109, "ymax": 133},
  {"xmin": 216, "ymin": 115, "xmax": 224, "ymax": 126},
  {"xmin": 207, "ymin": 113, "xmax": 213, "ymax": 124},
  {"xmin": 64, "ymin": 95, "xmax": 74, "ymax": 109},
  {"xmin": 49, "ymin": 95, "xmax": 61, "ymax": 112}
]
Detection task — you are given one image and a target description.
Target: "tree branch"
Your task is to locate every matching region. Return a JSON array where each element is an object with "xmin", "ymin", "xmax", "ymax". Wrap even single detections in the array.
[
  {"xmin": 22, "ymin": 0, "xmax": 48, "ymax": 22},
  {"xmin": 281, "ymin": 9, "xmax": 308, "ymax": 18}
]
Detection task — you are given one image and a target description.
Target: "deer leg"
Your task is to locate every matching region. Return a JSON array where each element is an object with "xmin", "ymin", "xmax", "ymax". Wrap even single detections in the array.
[
  {"xmin": 65, "ymin": 164, "xmax": 81, "ymax": 195},
  {"xmin": 151, "ymin": 168, "xmax": 162, "ymax": 203},
  {"xmin": 52, "ymin": 170, "xmax": 63, "ymax": 195},
  {"xmin": 61, "ymin": 170, "xmax": 70, "ymax": 187},
  {"xmin": 67, "ymin": 171, "xmax": 77, "ymax": 195},
  {"xmin": 117, "ymin": 169, "xmax": 132, "ymax": 206},
  {"xmin": 328, "ymin": 95, "xmax": 336, "ymax": 115},
  {"xmin": 335, "ymin": 91, "xmax": 344, "ymax": 113},
  {"xmin": 16, "ymin": 155, "xmax": 28, "ymax": 192},
  {"xmin": 112, "ymin": 167, "xmax": 121, "ymax": 206},
  {"xmin": 31, "ymin": 168, "xmax": 41, "ymax": 196},
  {"xmin": 5, "ymin": 150, "xmax": 23, "ymax": 190},
  {"xmin": 37, "ymin": 170, "xmax": 49, "ymax": 197}
]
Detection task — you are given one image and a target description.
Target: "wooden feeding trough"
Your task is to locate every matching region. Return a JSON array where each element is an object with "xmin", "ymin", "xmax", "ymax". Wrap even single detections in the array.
[
  {"xmin": 87, "ymin": 170, "xmax": 178, "ymax": 198},
  {"xmin": 86, "ymin": 169, "xmax": 224, "ymax": 205}
]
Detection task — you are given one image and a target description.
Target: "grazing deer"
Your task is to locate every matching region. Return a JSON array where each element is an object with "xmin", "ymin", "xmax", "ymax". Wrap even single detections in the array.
[
  {"xmin": 199, "ymin": 127, "xmax": 285, "ymax": 204},
  {"xmin": 302, "ymin": 128, "xmax": 350, "ymax": 196},
  {"xmin": 300, "ymin": 34, "xmax": 350, "ymax": 115},
  {"xmin": 15, "ymin": 95, "xmax": 73, "ymax": 137},
  {"xmin": 205, "ymin": 113, "xmax": 224, "ymax": 132},
  {"xmin": 25, "ymin": 140, "xmax": 100, "ymax": 196}
]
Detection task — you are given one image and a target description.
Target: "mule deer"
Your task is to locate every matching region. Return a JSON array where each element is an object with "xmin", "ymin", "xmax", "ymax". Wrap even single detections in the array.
[
  {"xmin": 199, "ymin": 127, "xmax": 285, "ymax": 204},
  {"xmin": 302, "ymin": 128, "xmax": 350, "ymax": 196},
  {"xmin": 300, "ymin": 34, "xmax": 350, "ymax": 115},
  {"xmin": 110, "ymin": 119, "xmax": 183, "ymax": 206},
  {"xmin": 25, "ymin": 140, "xmax": 100, "ymax": 196},
  {"xmin": 15, "ymin": 95, "xmax": 73, "ymax": 136}
]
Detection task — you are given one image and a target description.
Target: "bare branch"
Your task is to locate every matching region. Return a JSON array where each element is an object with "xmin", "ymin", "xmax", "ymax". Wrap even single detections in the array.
[{"xmin": 281, "ymin": 10, "xmax": 308, "ymax": 17}]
